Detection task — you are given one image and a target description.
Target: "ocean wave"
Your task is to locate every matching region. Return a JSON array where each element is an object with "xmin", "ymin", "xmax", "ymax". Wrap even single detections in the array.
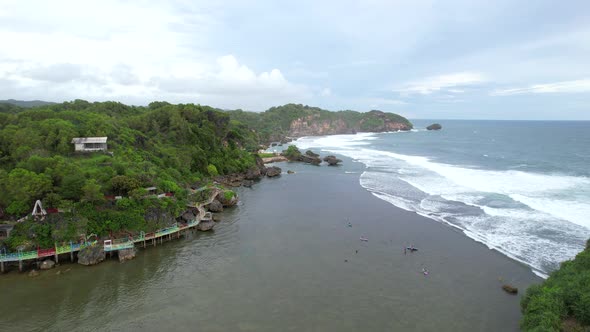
[{"xmin": 295, "ymin": 133, "xmax": 590, "ymax": 276}]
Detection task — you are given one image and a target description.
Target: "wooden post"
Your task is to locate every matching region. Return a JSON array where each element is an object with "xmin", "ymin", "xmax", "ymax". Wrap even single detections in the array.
[
  {"xmin": 18, "ymin": 259, "xmax": 23, "ymax": 272},
  {"xmin": 143, "ymin": 240, "xmax": 146, "ymax": 248},
  {"xmin": 153, "ymin": 238, "xmax": 156, "ymax": 247},
  {"xmin": 54, "ymin": 244, "xmax": 59, "ymax": 264},
  {"xmin": 70, "ymin": 241, "xmax": 74, "ymax": 262},
  {"xmin": 1, "ymin": 261, "xmax": 4, "ymax": 273}
]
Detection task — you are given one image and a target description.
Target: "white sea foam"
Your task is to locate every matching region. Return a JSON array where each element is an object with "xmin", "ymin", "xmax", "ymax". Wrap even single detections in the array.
[{"xmin": 295, "ymin": 133, "xmax": 590, "ymax": 276}]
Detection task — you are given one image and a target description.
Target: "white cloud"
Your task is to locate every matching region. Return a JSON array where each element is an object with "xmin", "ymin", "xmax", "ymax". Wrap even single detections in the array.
[
  {"xmin": 320, "ymin": 87, "xmax": 332, "ymax": 97},
  {"xmin": 491, "ymin": 79, "xmax": 590, "ymax": 96},
  {"xmin": 0, "ymin": 1, "xmax": 310, "ymax": 110},
  {"xmin": 394, "ymin": 72, "xmax": 486, "ymax": 95},
  {"xmin": 366, "ymin": 97, "xmax": 407, "ymax": 106}
]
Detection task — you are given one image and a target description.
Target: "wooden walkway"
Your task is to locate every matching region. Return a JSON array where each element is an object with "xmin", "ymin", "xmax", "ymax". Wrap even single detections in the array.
[{"xmin": 0, "ymin": 189, "xmax": 222, "ymax": 273}]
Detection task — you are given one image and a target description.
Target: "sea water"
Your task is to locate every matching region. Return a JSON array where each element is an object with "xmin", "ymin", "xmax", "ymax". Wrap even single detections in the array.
[{"xmin": 296, "ymin": 120, "xmax": 590, "ymax": 277}]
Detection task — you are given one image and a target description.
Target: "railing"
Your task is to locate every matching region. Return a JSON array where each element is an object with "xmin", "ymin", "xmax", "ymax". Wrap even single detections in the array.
[{"xmin": 0, "ymin": 220, "xmax": 200, "ymax": 263}]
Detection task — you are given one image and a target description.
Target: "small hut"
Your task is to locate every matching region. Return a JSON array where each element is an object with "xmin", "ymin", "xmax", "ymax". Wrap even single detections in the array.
[{"xmin": 71, "ymin": 137, "xmax": 108, "ymax": 152}]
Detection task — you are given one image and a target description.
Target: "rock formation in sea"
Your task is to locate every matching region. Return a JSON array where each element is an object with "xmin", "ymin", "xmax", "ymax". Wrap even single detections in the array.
[
  {"xmin": 427, "ymin": 123, "xmax": 442, "ymax": 130},
  {"xmin": 266, "ymin": 166, "xmax": 282, "ymax": 177},
  {"xmin": 78, "ymin": 244, "xmax": 106, "ymax": 266},
  {"xmin": 323, "ymin": 155, "xmax": 342, "ymax": 166},
  {"xmin": 118, "ymin": 248, "xmax": 136, "ymax": 262},
  {"xmin": 207, "ymin": 199, "xmax": 224, "ymax": 212}
]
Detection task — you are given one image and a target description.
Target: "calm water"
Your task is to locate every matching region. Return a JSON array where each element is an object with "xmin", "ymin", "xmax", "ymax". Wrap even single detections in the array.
[
  {"xmin": 296, "ymin": 120, "xmax": 590, "ymax": 276},
  {"xmin": 0, "ymin": 160, "xmax": 538, "ymax": 331}
]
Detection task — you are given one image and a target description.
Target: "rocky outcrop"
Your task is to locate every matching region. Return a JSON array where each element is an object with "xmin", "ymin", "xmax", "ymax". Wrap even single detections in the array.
[
  {"xmin": 118, "ymin": 248, "xmax": 136, "ymax": 262},
  {"xmin": 197, "ymin": 220, "xmax": 215, "ymax": 231},
  {"xmin": 78, "ymin": 244, "xmax": 105, "ymax": 266},
  {"xmin": 40, "ymin": 259, "xmax": 55, "ymax": 270},
  {"xmin": 255, "ymin": 155, "xmax": 267, "ymax": 176},
  {"xmin": 297, "ymin": 154, "xmax": 321, "ymax": 165},
  {"xmin": 323, "ymin": 155, "xmax": 342, "ymax": 166},
  {"xmin": 207, "ymin": 199, "xmax": 224, "ymax": 212},
  {"xmin": 266, "ymin": 166, "xmax": 282, "ymax": 177},
  {"xmin": 181, "ymin": 210, "xmax": 197, "ymax": 222},
  {"xmin": 502, "ymin": 284, "xmax": 518, "ymax": 294},
  {"xmin": 243, "ymin": 180, "xmax": 254, "ymax": 187},
  {"xmin": 287, "ymin": 170, "xmax": 295, "ymax": 174},
  {"xmin": 212, "ymin": 214, "xmax": 222, "ymax": 222},
  {"xmin": 245, "ymin": 167, "xmax": 261, "ymax": 180},
  {"xmin": 427, "ymin": 123, "xmax": 442, "ymax": 130},
  {"xmin": 217, "ymin": 190, "xmax": 238, "ymax": 207}
]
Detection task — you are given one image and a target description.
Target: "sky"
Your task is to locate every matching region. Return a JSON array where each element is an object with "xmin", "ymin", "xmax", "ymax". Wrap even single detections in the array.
[{"xmin": 0, "ymin": 0, "xmax": 589, "ymax": 120}]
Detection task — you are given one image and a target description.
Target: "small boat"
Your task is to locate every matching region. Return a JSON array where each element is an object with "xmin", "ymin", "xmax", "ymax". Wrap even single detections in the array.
[
  {"xmin": 347, "ymin": 222, "xmax": 352, "ymax": 227},
  {"xmin": 360, "ymin": 237, "xmax": 369, "ymax": 242},
  {"xmin": 406, "ymin": 247, "xmax": 418, "ymax": 252}
]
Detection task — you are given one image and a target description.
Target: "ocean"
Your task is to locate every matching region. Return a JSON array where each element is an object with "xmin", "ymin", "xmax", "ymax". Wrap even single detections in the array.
[{"xmin": 294, "ymin": 120, "xmax": 590, "ymax": 277}]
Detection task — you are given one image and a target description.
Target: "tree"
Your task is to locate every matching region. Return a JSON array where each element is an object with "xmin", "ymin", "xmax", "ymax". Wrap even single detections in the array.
[
  {"xmin": 81, "ymin": 179, "xmax": 104, "ymax": 203},
  {"xmin": 111, "ymin": 175, "xmax": 140, "ymax": 196},
  {"xmin": 7, "ymin": 168, "xmax": 52, "ymax": 206}
]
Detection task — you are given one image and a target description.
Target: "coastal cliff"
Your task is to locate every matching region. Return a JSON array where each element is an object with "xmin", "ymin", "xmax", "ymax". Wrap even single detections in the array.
[
  {"xmin": 289, "ymin": 110, "xmax": 411, "ymax": 137},
  {"xmin": 227, "ymin": 104, "xmax": 412, "ymax": 144}
]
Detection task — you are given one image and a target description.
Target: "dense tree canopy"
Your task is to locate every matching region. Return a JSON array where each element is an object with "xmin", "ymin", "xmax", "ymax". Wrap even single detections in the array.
[{"xmin": 0, "ymin": 100, "xmax": 258, "ymax": 249}]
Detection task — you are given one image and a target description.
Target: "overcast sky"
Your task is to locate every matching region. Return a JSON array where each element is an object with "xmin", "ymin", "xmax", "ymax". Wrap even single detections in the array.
[{"xmin": 1, "ymin": 0, "xmax": 589, "ymax": 119}]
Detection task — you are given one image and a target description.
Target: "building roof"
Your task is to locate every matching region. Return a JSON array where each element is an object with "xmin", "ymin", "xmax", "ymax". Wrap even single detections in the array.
[{"xmin": 71, "ymin": 137, "xmax": 108, "ymax": 144}]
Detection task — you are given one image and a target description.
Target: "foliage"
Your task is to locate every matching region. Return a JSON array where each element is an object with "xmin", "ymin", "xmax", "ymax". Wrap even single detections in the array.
[
  {"xmin": 207, "ymin": 164, "xmax": 219, "ymax": 177},
  {"xmin": 282, "ymin": 145, "xmax": 301, "ymax": 159},
  {"xmin": 0, "ymin": 100, "xmax": 259, "ymax": 248},
  {"xmin": 521, "ymin": 239, "xmax": 590, "ymax": 331},
  {"xmin": 223, "ymin": 190, "xmax": 235, "ymax": 201}
]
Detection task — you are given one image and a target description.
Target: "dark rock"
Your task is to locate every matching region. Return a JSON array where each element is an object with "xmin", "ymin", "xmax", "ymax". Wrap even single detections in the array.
[
  {"xmin": 118, "ymin": 248, "xmax": 136, "ymax": 262},
  {"xmin": 243, "ymin": 180, "xmax": 254, "ymax": 187},
  {"xmin": 427, "ymin": 123, "xmax": 442, "ymax": 130},
  {"xmin": 297, "ymin": 154, "xmax": 321, "ymax": 165},
  {"xmin": 40, "ymin": 259, "xmax": 55, "ymax": 270},
  {"xmin": 254, "ymin": 155, "xmax": 267, "ymax": 176},
  {"xmin": 323, "ymin": 155, "xmax": 342, "ymax": 166},
  {"xmin": 245, "ymin": 167, "xmax": 261, "ymax": 180},
  {"xmin": 207, "ymin": 199, "xmax": 224, "ymax": 212},
  {"xmin": 287, "ymin": 170, "xmax": 295, "ymax": 174},
  {"xmin": 28, "ymin": 269, "xmax": 40, "ymax": 277},
  {"xmin": 78, "ymin": 244, "xmax": 105, "ymax": 266},
  {"xmin": 305, "ymin": 150, "xmax": 319, "ymax": 158},
  {"xmin": 212, "ymin": 213, "xmax": 222, "ymax": 222},
  {"xmin": 502, "ymin": 284, "xmax": 518, "ymax": 294},
  {"xmin": 197, "ymin": 220, "xmax": 215, "ymax": 231},
  {"xmin": 181, "ymin": 210, "xmax": 196, "ymax": 222},
  {"xmin": 266, "ymin": 166, "xmax": 282, "ymax": 177}
]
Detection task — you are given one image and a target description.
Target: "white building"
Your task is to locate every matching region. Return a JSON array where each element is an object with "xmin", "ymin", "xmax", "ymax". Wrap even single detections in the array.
[{"xmin": 71, "ymin": 137, "xmax": 108, "ymax": 152}]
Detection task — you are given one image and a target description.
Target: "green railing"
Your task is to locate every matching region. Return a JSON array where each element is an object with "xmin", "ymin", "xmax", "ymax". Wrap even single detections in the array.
[{"xmin": 0, "ymin": 221, "xmax": 198, "ymax": 263}]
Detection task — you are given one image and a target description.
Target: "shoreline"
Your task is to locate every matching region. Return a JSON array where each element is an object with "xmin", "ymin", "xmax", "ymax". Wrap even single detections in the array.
[{"xmin": 0, "ymin": 156, "xmax": 542, "ymax": 331}]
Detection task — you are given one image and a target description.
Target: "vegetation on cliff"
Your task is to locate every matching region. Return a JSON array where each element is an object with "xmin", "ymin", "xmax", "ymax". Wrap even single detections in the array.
[
  {"xmin": 0, "ymin": 100, "xmax": 256, "ymax": 250},
  {"xmin": 521, "ymin": 239, "xmax": 590, "ymax": 331},
  {"xmin": 227, "ymin": 103, "xmax": 412, "ymax": 144}
]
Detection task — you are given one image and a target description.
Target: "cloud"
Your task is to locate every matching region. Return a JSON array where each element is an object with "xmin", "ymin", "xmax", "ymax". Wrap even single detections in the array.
[
  {"xmin": 320, "ymin": 87, "xmax": 332, "ymax": 97},
  {"xmin": 394, "ymin": 72, "xmax": 486, "ymax": 95},
  {"xmin": 491, "ymin": 79, "xmax": 590, "ymax": 96}
]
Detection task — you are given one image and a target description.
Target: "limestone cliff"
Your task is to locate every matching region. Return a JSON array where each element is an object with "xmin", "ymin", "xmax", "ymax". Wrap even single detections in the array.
[{"xmin": 288, "ymin": 110, "xmax": 412, "ymax": 137}]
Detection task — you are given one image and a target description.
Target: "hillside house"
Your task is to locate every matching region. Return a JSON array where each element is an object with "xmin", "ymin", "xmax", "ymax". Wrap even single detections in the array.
[{"xmin": 71, "ymin": 137, "xmax": 108, "ymax": 152}]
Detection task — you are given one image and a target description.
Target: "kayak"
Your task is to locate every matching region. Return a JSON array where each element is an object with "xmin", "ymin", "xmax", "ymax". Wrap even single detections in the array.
[
  {"xmin": 360, "ymin": 237, "xmax": 369, "ymax": 242},
  {"xmin": 406, "ymin": 247, "xmax": 418, "ymax": 252}
]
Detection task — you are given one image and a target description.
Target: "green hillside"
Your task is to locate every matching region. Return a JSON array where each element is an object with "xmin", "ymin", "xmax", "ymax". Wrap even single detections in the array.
[{"xmin": 0, "ymin": 100, "xmax": 258, "ymax": 249}]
